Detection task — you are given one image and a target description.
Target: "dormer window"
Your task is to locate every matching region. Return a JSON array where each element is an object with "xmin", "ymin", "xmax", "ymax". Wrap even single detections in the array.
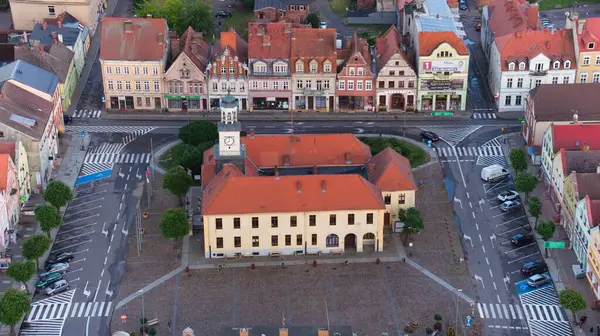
[
  {"xmin": 553, "ymin": 61, "xmax": 560, "ymax": 69},
  {"xmin": 518, "ymin": 62, "xmax": 526, "ymax": 71},
  {"xmin": 309, "ymin": 60, "xmax": 318, "ymax": 73},
  {"xmin": 508, "ymin": 62, "xmax": 515, "ymax": 71},
  {"xmin": 323, "ymin": 61, "xmax": 332, "ymax": 73},
  {"xmin": 253, "ymin": 62, "xmax": 267, "ymax": 73},
  {"xmin": 589, "ymin": 42, "xmax": 596, "ymax": 50},
  {"xmin": 565, "ymin": 60, "xmax": 571, "ymax": 69},
  {"xmin": 295, "ymin": 60, "xmax": 304, "ymax": 73}
]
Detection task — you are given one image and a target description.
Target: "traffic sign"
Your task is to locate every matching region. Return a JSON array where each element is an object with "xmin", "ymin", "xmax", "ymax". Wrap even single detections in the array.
[
  {"xmin": 544, "ymin": 241, "xmax": 566, "ymax": 249},
  {"xmin": 121, "ymin": 314, "xmax": 127, "ymax": 323},
  {"xmin": 431, "ymin": 111, "xmax": 454, "ymax": 116},
  {"xmin": 466, "ymin": 315, "xmax": 472, "ymax": 327},
  {"xmin": 80, "ymin": 130, "xmax": 85, "ymax": 137},
  {"xmin": 427, "ymin": 140, "xmax": 432, "ymax": 147},
  {"xmin": 518, "ymin": 117, "xmax": 525, "ymax": 122}
]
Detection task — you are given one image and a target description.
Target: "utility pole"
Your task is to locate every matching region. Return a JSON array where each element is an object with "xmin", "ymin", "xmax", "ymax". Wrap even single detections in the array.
[{"xmin": 135, "ymin": 200, "xmax": 142, "ymax": 257}]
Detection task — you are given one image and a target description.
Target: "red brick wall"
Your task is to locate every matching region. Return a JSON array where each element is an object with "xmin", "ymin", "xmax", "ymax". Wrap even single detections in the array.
[
  {"xmin": 254, "ymin": 9, "xmax": 283, "ymax": 22},
  {"xmin": 357, "ymin": 0, "xmax": 376, "ymax": 11}
]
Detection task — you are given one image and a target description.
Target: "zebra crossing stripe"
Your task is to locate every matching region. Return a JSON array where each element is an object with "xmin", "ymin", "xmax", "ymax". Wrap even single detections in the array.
[
  {"xmin": 84, "ymin": 302, "xmax": 92, "ymax": 316},
  {"xmin": 509, "ymin": 305, "xmax": 516, "ymax": 319},
  {"xmin": 98, "ymin": 302, "xmax": 105, "ymax": 317},
  {"xmin": 77, "ymin": 303, "xmax": 85, "ymax": 317},
  {"xmin": 71, "ymin": 303, "xmax": 79, "ymax": 318},
  {"xmin": 105, "ymin": 301, "xmax": 112, "ymax": 317},
  {"xmin": 91, "ymin": 302, "xmax": 99, "ymax": 316}
]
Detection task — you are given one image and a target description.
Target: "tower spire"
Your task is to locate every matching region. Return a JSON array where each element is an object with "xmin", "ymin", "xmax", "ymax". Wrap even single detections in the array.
[{"xmin": 220, "ymin": 89, "xmax": 238, "ymax": 124}]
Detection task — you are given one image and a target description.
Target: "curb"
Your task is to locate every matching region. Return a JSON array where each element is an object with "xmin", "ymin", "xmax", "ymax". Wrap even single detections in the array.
[{"xmin": 150, "ymin": 140, "xmax": 182, "ymax": 175}]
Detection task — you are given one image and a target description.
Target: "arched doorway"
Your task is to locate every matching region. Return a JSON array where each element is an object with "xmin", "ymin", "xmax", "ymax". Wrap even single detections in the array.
[
  {"xmin": 344, "ymin": 233, "xmax": 357, "ymax": 251},
  {"xmin": 363, "ymin": 233, "xmax": 375, "ymax": 252},
  {"xmin": 326, "ymin": 234, "xmax": 339, "ymax": 248},
  {"xmin": 391, "ymin": 94, "xmax": 405, "ymax": 110}
]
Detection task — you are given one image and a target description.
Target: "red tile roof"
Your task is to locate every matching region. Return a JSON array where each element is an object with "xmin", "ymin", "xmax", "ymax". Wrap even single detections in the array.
[
  {"xmin": 339, "ymin": 33, "xmax": 373, "ymax": 70},
  {"xmin": 213, "ymin": 28, "xmax": 248, "ymax": 63},
  {"xmin": 589, "ymin": 197, "xmax": 600, "ymax": 227},
  {"xmin": 573, "ymin": 173, "xmax": 600, "ymax": 200},
  {"xmin": 550, "ymin": 124, "xmax": 600, "ymax": 153},
  {"xmin": 100, "ymin": 18, "xmax": 168, "ymax": 61},
  {"xmin": 375, "ymin": 25, "xmax": 413, "ymax": 73},
  {"xmin": 0, "ymin": 142, "xmax": 16, "ymax": 162},
  {"xmin": 368, "ymin": 147, "xmax": 416, "ymax": 191},
  {"xmin": 175, "ymin": 27, "xmax": 210, "ymax": 72},
  {"xmin": 290, "ymin": 27, "xmax": 337, "ymax": 58},
  {"xmin": 487, "ymin": 0, "xmax": 539, "ymax": 51},
  {"xmin": 418, "ymin": 32, "xmax": 468, "ymax": 56},
  {"xmin": 0, "ymin": 154, "xmax": 8, "ymax": 190},
  {"xmin": 202, "ymin": 172, "xmax": 385, "ymax": 215},
  {"xmin": 500, "ymin": 29, "xmax": 575, "ymax": 71},
  {"xmin": 576, "ymin": 18, "xmax": 600, "ymax": 52},
  {"xmin": 248, "ymin": 22, "xmax": 292, "ymax": 60}
]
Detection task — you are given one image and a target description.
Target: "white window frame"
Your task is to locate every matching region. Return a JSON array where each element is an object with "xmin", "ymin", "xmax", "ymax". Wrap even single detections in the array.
[
  {"xmin": 295, "ymin": 61, "xmax": 304, "ymax": 73},
  {"xmin": 323, "ymin": 62, "xmax": 332, "ymax": 73},
  {"xmin": 251, "ymin": 81, "xmax": 258, "ymax": 90},
  {"xmin": 309, "ymin": 62, "xmax": 318, "ymax": 73},
  {"xmin": 518, "ymin": 62, "xmax": 526, "ymax": 71},
  {"xmin": 553, "ymin": 61, "xmax": 560, "ymax": 69},
  {"xmin": 106, "ymin": 66, "xmax": 112, "ymax": 74},
  {"xmin": 338, "ymin": 80, "xmax": 345, "ymax": 90},
  {"xmin": 505, "ymin": 95, "xmax": 512, "ymax": 106},
  {"xmin": 583, "ymin": 56, "xmax": 591, "ymax": 66},
  {"xmin": 508, "ymin": 62, "xmax": 515, "ymax": 71},
  {"xmin": 357, "ymin": 67, "xmax": 364, "ymax": 76},
  {"xmin": 273, "ymin": 81, "xmax": 279, "ymax": 90},
  {"xmin": 356, "ymin": 80, "xmax": 363, "ymax": 90},
  {"xmin": 115, "ymin": 66, "xmax": 121, "ymax": 75},
  {"xmin": 564, "ymin": 60, "xmax": 571, "ymax": 69},
  {"xmin": 593, "ymin": 73, "xmax": 600, "ymax": 83},
  {"xmin": 581, "ymin": 73, "xmax": 588, "ymax": 83},
  {"xmin": 347, "ymin": 80, "xmax": 354, "ymax": 90},
  {"xmin": 365, "ymin": 80, "xmax": 372, "ymax": 90}
]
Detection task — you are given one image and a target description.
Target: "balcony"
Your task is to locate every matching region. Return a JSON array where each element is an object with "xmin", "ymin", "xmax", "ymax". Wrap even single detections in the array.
[
  {"xmin": 530, "ymin": 70, "xmax": 548, "ymax": 76},
  {"xmin": 251, "ymin": 71, "xmax": 291, "ymax": 77},
  {"xmin": 303, "ymin": 88, "xmax": 325, "ymax": 96}
]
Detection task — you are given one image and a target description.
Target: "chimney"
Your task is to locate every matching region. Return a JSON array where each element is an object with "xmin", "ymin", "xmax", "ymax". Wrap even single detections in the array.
[
  {"xmin": 296, "ymin": 181, "xmax": 302, "ymax": 194},
  {"xmin": 367, "ymin": 163, "xmax": 376, "ymax": 174},
  {"xmin": 317, "ymin": 329, "xmax": 329, "ymax": 336},
  {"xmin": 263, "ymin": 34, "xmax": 271, "ymax": 46},
  {"xmin": 274, "ymin": 166, "xmax": 280, "ymax": 180},
  {"xmin": 282, "ymin": 154, "xmax": 290, "ymax": 166},
  {"xmin": 279, "ymin": 328, "xmax": 289, "ymax": 336},
  {"xmin": 57, "ymin": 20, "xmax": 62, "ymax": 28},
  {"xmin": 515, "ymin": 31, "xmax": 522, "ymax": 38},
  {"xmin": 239, "ymin": 329, "xmax": 249, "ymax": 336},
  {"xmin": 158, "ymin": 32, "xmax": 164, "ymax": 45},
  {"xmin": 313, "ymin": 165, "xmax": 318, "ymax": 175},
  {"xmin": 578, "ymin": 19, "xmax": 586, "ymax": 34},
  {"xmin": 124, "ymin": 20, "xmax": 133, "ymax": 33},
  {"xmin": 147, "ymin": 14, "xmax": 152, "ymax": 18},
  {"xmin": 248, "ymin": 130, "xmax": 255, "ymax": 138},
  {"xmin": 573, "ymin": 113, "xmax": 579, "ymax": 125},
  {"xmin": 42, "ymin": 21, "xmax": 47, "ymax": 30},
  {"xmin": 344, "ymin": 152, "xmax": 352, "ymax": 164},
  {"xmin": 321, "ymin": 180, "xmax": 327, "ymax": 193},
  {"xmin": 169, "ymin": 31, "xmax": 180, "ymax": 54},
  {"xmin": 344, "ymin": 36, "xmax": 352, "ymax": 49}
]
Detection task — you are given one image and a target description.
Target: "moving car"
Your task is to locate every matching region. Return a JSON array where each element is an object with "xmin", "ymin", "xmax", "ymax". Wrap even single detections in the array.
[
  {"xmin": 526, "ymin": 273, "xmax": 551, "ymax": 288},
  {"xmin": 36, "ymin": 272, "xmax": 63, "ymax": 289},
  {"xmin": 497, "ymin": 190, "xmax": 519, "ymax": 202},
  {"xmin": 459, "ymin": 0, "xmax": 467, "ymax": 10},
  {"xmin": 500, "ymin": 200, "xmax": 521, "ymax": 212},
  {"xmin": 44, "ymin": 279, "xmax": 70, "ymax": 296},
  {"xmin": 63, "ymin": 115, "xmax": 72, "ymax": 125},
  {"xmin": 320, "ymin": 22, "xmax": 327, "ymax": 29},
  {"xmin": 45, "ymin": 252, "xmax": 74, "ymax": 266},
  {"xmin": 420, "ymin": 131, "xmax": 439, "ymax": 142},
  {"xmin": 481, "ymin": 164, "xmax": 509, "ymax": 182},
  {"xmin": 521, "ymin": 260, "xmax": 548, "ymax": 277},
  {"xmin": 511, "ymin": 233, "xmax": 535, "ymax": 246},
  {"xmin": 214, "ymin": 10, "xmax": 232, "ymax": 18},
  {"xmin": 38, "ymin": 262, "xmax": 69, "ymax": 278}
]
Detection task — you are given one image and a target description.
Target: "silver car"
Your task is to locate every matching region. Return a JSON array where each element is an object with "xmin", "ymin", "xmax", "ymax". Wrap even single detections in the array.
[
  {"xmin": 44, "ymin": 279, "xmax": 70, "ymax": 296},
  {"xmin": 39, "ymin": 262, "xmax": 69, "ymax": 278}
]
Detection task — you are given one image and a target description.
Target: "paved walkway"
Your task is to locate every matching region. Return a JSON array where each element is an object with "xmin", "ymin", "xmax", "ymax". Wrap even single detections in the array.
[{"xmin": 312, "ymin": 0, "xmax": 352, "ymax": 36}]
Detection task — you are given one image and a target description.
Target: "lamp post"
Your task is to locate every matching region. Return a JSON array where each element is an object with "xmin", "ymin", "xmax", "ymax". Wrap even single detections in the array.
[
  {"xmin": 138, "ymin": 289, "xmax": 145, "ymax": 325},
  {"xmin": 455, "ymin": 289, "xmax": 463, "ymax": 330}
]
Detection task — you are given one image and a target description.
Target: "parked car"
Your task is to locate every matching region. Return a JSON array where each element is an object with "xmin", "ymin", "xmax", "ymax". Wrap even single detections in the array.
[
  {"xmin": 459, "ymin": 0, "xmax": 467, "ymax": 9},
  {"xmin": 497, "ymin": 190, "xmax": 519, "ymax": 202},
  {"xmin": 215, "ymin": 10, "xmax": 232, "ymax": 18},
  {"xmin": 521, "ymin": 261, "xmax": 548, "ymax": 277},
  {"xmin": 511, "ymin": 233, "xmax": 535, "ymax": 246},
  {"xmin": 63, "ymin": 115, "xmax": 73, "ymax": 125},
  {"xmin": 481, "ymin": 164, "xmax": 509, "ymax": 182},
  {"xmin": 45, "ymin": 252, "xmax": 74, "ymax": 266},
  {"xmin": 39, "ymin": 262, "xmax": 69, "ymax": 278},
  {"xmin": 319, "ymin": 22, "xmax": 327, "ymax": 29},
  {"xmin": 44, "ymin": 279, "xmax": 70, "ymax": 296},
  {"xmin": 36, "ymin": 273, "xmax": 63, "ymax": 289},
  {"xmin": 500, "ymin": 200, "xmax": 521, "ymax": 212},
  {"xmin": 526, "ymin": 273, "xmax": 551, "ymax": 288},
  {"xmin": 420, "ymin": 131, "xmax": 439, "ymax": 142}
]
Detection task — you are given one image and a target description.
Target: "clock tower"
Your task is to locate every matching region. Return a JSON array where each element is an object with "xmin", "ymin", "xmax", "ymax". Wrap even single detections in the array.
[{"xmin": 217, "ymin": 92, "xmax": 243, "ymax": 157}]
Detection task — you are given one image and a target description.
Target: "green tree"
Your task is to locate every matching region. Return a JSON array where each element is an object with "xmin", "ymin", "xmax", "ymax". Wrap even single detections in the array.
[
  {"xmin": 510, "ymin": 148, "xmax": 528, "ymax": 172},
  {"xmin": 0, "ymin": 288, "xmax": 31, "ymax": 335},
  {"xmin": 5, "ymin": 261, "xmax": 36, "ymax": 294},
  {"xmin": 179, "ymin": 121, "xmax": 218, "ymax": 146},
  {"xmin": 307, "ymin": 12, "xmax": 321, "ymax": 28},
  {"xmin": 514, "ymin": 172, "xmax": 538, "ymax": 201},
  {"xmin": 43, "ymin": 180, "xmax": 73, "ymax": 212},
  {"xmin": 159, "ymin": 208, "xmax": 189, "ymax": 243},
  {"xmin": 35, "ymin": 204, "xmax": 62, "ymax": 239},
  {"xmin": 400, "ymin": 207, "xmax": 424, "ymax": 244},
  {"xmin": 528, "ymin": 196, "xmax": 542, "ymax": 229},
  {"xmin": 559, "ymin": 289, "xmax": 587, "ymax": 321},
  {"xmin": 178, "ymin": 0, "xmax": 214, "ymax": 36},
  {"xmin": 22, "ymin": 235, "xmax": 51, "ymax": 270},
  {"xmin": 163, "ymin": 166, "xmax": 193, "ymax": 204},
  {"xmin": 536, "ymin": 219, "xmax": 556, "ymax": 240}
]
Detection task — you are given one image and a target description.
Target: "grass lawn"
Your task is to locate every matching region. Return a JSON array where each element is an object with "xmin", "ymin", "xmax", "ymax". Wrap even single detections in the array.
[
  {"xmin": 539, "ymin": 0, "xmax": 600, "ymax": 10},
  {"xmin": 158, "ymin": 142, "xmax": 190, "ymax": 170},
  {"xmin": 223, "ymin": 10, "xmax": 254, "ymax": 40},
  {"xmin": 329, "ymin": 0, "xmax": 350, "ymax": 16},
  {"xmin": 359, "ymin": 137, "xmax": 429, "ymax": 168}
]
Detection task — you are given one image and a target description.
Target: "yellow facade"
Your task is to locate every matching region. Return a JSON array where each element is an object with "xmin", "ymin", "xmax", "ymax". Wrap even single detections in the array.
[
  {"xmin": 587, "ymin": 229, "xmax": 600, "ymax": 299},
  {"xmin": 576, "ymin": 50, "xmax": 600, "ymax": 84},
  {"xmin": 100, "ymin": 60, "xmax": 166, "ymax": 111},
  {"xmin": 203, "ymin": 209, "xmax": 385, "ymax": 258},
  {"xmin": 9, "ymin": 0, "xmax": 103, "ymax": 32},
  {"xmin": 383, "ymin": 190, "xmax": 416, "ymax": 224}
]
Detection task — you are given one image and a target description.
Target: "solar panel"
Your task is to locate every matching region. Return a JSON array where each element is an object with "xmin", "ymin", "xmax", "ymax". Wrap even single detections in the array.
[{"xmin": 9, "ymin": 114, "xmax": 37, "ymax": 127}]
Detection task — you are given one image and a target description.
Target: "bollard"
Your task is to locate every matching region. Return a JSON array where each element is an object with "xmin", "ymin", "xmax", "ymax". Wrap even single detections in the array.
[
  {"xmin": 376, "ymin": 258, "xmax": 381, "ymax": 264},
  {"xmin": 250, "ymin": 263, "xmax": 255, "ymax": 270},
  {"xmin": 312, "ymin": 260, "xmax": 317, "ymax": 268},
  {"xmin": 185, "ymin": 266, "xmax": 190, "ymax": 273}
]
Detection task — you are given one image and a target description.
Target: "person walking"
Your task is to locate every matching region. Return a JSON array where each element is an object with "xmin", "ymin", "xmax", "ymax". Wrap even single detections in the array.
[{"xmin": 580, "ymin": 314, "xmax": 589, "ymax": 330}]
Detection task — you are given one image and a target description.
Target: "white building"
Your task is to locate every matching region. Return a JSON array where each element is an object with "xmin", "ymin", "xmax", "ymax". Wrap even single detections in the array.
[{"xmin": 575, "ymin": 196, "xmax": 600, "ymax": 269}]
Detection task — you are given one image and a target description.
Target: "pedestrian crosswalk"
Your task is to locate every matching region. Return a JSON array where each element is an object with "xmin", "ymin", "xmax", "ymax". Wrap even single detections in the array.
[
  {"xmin": 477, "ymin": 302, "xmax": 524, "ymax": 320},
  {"xmin": 19, "ymin": 289, "xmax": 74, "ymax": 336},
  {"xmin": 65, "ymin": 125, "xmax": 157, "ymax": 134},
  {"xmin": 518, "ymin": 283, "xmax": 573, "ymax": 336},
  {"xmin": 473, "ymin": 112, "xmax": 497, "ymax": 119},
  {"xmin": 483, "ymin": 137, "xmax": 503, "ymax": 147},
  {"xmin": 436, "ymin": 146, "xmax": 503, "ymax": 157},
  {"xmin": 90, "ymin": 143, "xmax": 126, "ymax": 154},
  {"xmin": 84, "ymin": 152, "xmax": 152, "ymax": 164},
  {"xmin": 80, "ymin": 163, "xmax": 114, "ymax": 176},
  {"xmin": 25, "ymin": 301, "xmax": 113, "ymax": 321},
  {"xmin": 72, "ymin": 109, "xmax": 102, "ymax": 119}
]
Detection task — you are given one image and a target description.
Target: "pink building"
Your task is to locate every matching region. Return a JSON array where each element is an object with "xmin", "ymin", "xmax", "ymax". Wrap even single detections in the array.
[{"xmin": 0, "ymin": 154, "xmax": 18, "ymax": 247}]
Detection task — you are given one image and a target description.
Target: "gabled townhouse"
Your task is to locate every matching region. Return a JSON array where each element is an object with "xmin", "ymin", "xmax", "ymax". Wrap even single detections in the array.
[
  {"xmin": 523, "ymin": 84, "xmax": 600, "ymax": 163},
  {"xmin": 9, "ymin": 0, "xmax": 103, "ymax": 33},
  {"xmin": 15, "ymin": 39, "xmax": 78, "ymax": 112},
  {"xmin": 336, "ymin": 33, "xmax": 375, "ymax": 112},
  {"xmin": 207, "ymin": 29, "xmax": 249, "ymax": 110},
  {"xmin": 563, "ymin": 173, "xmax": 600, "ymax": 244},
  {"xmin": 415, "ymin": 31, "xmax": 469, "ymax": 111},
  {"xmin": 587, "ymin": 216, "xmax": 600, "ymax": 299},
  {"xmin": 0, "ymin": 153, "xmax": 19, "ymax": 242},
  {"xmin": 29, "ymin": 15, "xmax": 91, "ymax": 76},
  {"xmin": 374, "ymin": 26, "xmax": 418, "ymax": 112},
  {"xmin": 0, "ymin": 141, "xmax": 30, "ymax": 208},
  {"xmin": 541, "ymin": 124, "xmax": 600, "ymax": 209},
  {"xmin": 488, "ymin": 29, "xmax": 576, "ymax": 112},
  {"xmin": 247, "ymin": 22, "xmax": 292, "ymax": 112},
  {"xmin": 550, "ymin": 149, "xmax": 600, "ymax": 213},
  {"xmin": 253, "ymin": 0, "xmax": 309, "ymax": 23},
  {"xmin": 575, "ymin": 195, "xmax": 600, "ymax": 272},
  {"xmin": 100, "ymin": 18, "xmax": 169, "ymax": 111},
  {"xmin": 164, "ymin": 27, "xmax": 211, "ymax": 112},
  {"xmin": 567, "ymin": 15, "xmax": 600, "ymax": 84},
  {"xmin": 290, "ymin": 27, "xmax": 337, "ymax": 112}
]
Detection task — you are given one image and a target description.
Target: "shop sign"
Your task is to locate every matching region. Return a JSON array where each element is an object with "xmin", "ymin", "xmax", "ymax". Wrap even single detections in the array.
[
  {"xmin": 380, "ymin": 90, "xmax": 412, "ymax": 95},
  {"xmin": 165, "ymin": 95, "xmax": 202, "ymax": 99},
  {"xmin": 423, "ymin": 60, "xmax": 466, "ymax": 72},
  {"xmin": 422, "ymin": 91, "xmax": 457, "ymax": 95},
  {"xmin": 422, "ymin": 79, "xmax": 452, "ymax": 91},
  {"xmin": 267, "ymin": 97, "xmax": 276, "ymax": 101}
]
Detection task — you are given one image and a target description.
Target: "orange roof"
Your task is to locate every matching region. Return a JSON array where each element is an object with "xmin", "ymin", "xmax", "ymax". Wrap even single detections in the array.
[
  {"xmin": 375, "ymin": 25, "xmax": 413, "ymax": 73},
  {"xmin": 248, "ymin": 22, "xmax": 292, "ymax": 60},
  {"xmin": 0, "ymin": 142, "xmax": 16, "ymax": 162},
  {"xmin": 203, "ymin": 172, "xmax": 385, "ymax": 215},
  {"xmin": 368, "ymin": 147, "xmax": 416, "ymax": 191},
  {"xmin": 500, "ymin": 30, "xmax": 575, "ymax": 71},
  {"xmin": 418, "ymin": 32, "xmax": 468, "ymax": 56},
  {"xmin": 487, "ymin": 0, "xmax": 539, "ymax": 51},
  {"xmin": 242, "ymin": 134, "xmax": 372, "ymax": 168},
  {"xmin": 290, "ymin": 27, "xmax": 337, "ymax": 58},
  {"xmin": 100, "ymin": 18, "xmax": 168, "ymax": 60},
  {"xmin": 0, "ymin": 154, "xmax": 9, "ymax": 190},
  {"xmin": 577, "ymin": 18, "xmax": 600, "ymax": 52}
]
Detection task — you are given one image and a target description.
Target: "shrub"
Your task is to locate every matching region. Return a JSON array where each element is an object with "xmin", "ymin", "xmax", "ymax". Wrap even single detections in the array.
[{"xmin": 434, "ymin": 314, "xmax": 442, "ymax": 321}]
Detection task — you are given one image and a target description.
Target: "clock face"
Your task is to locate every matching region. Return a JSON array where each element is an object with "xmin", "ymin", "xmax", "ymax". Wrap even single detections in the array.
[{"xmin": 224, "ymin": 136, "xmax": 235, "ymax": 146}]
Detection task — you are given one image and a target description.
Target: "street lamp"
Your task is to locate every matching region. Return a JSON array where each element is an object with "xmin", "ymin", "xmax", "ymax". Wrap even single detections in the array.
[
  {"xmin": 455, "ymin": 289, "xmax": 463, "ymax": 330},
  {"xmin": 138, "ymin": 289, "xmax": 145, "ymax": 325}
]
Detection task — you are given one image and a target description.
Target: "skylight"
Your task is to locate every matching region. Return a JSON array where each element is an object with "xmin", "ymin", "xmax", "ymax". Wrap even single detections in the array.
[{"xmin": 9, "ymin": 114, "xmax": 37, "ymax": 127}]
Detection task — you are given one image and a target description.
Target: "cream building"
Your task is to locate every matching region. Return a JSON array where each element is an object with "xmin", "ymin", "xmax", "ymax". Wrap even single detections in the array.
[
  {"xmin": 100, "ymin": 18, "xmax": 169, "ymax": 111},
  {"xmin": 575, "ymin": 196, "xmax": 600, "ymax": 270},
  {"xmin": 9, "ymin": 0, "xmax": 103, "ymax": 33},
  {"xmin": 568, "ymin": 16, "xmax": 600, "ymax": 85},
  {"xmin": 588, "ymin": 228, "xmax": 600, "ymax": 299}
]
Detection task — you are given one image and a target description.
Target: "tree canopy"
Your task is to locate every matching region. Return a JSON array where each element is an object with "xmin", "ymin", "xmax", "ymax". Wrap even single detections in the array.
[
  {"xmin": 159, "ymin": 208, "xmax": 189, "ymax": 241},
  {"xmin": 173, "ymin": 141, "xmax": 213, "ymax": 176},
  {"xmin": 514, "ymin": 172, "xmax": 538, "ymax": 200},
  {"xmin": 35, "ymin": 204, "xmax": 63, "ymax": 239},
  {"xmin": 399, "ymin": 207, "xmax": 424, "ymax": 244},
  {"xmin": 22, "ymin": 235, "xmax": 52, "ymax": 270},
  {"xmin": 559, "ymin": 289, "xmax": 586, "ymax": 321},
  {"xmin": 307, "ymin": 12, "xmax": 321, "ymax": 28},
  {"xmin": 536, "ymin": 220, "xmax": 556, "ymax": 241},
  {"xmin": 163, "ymin": 166, "xmax": 193, "ymax": 203},
  {"xmin": 5, "ymin": 261, "xmax": 36, "ymax": 293},
  {"xmin": 0, "ymin": 288, "xmax": 31, "ymax": 335},
  {"xmin": 509, "ymin": 148, "xmax": 528, "ymax": 172},
  {"xmin": 179, "ymin": 121, "xmax": 218, "ymax": 146},
  {"xmin": 528, "ymin": 196, "xmax": 542, "ymax": 228},
  {"xmin": 136, "ymin": 0, "xmax": 214, "ymax": 36},
  {"xmin": 43, "ymin": 180, "xmax": 73, "ymax": 210}
]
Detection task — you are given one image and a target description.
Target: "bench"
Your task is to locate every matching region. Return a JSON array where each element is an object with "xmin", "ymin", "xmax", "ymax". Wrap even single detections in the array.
[
  {"xmin": 306, "ymin": 251, "xmax": 321, "ymax": 256},
  {"xmin": 331, "ymin": 249, "xmax": 343, "ymax": 256},
  {"xmin": 269, "ymin": 251, "xmax": 280, "ymax": 258},
  {"xmin": 147, "ymin": 318, "xmax": 159, "ymax": 326},
  {"xmin": 243, "ymin": 253, "xmax": 253, "ymax": 258},
  {"xmin": 225, "ymin": 254, "xmax": 237, "ymax": 259}
]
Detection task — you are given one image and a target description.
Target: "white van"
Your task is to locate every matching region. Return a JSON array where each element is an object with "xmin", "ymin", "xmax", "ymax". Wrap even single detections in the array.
[{"xmin": 481, "ymin": 164, "xmax": 509, "ymax": 182}]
